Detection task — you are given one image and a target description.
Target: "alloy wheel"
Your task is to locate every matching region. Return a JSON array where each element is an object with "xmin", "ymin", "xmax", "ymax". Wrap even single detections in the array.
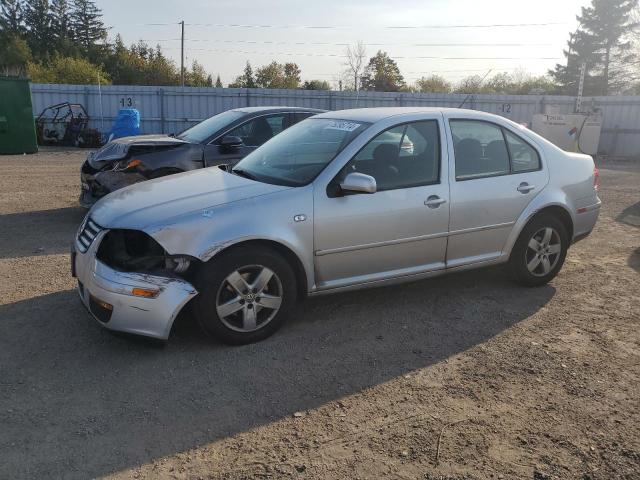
[
  {"xmin": 525, "ymin": 227, "xmax": 562, "ymax": 277},
  {"xmin": 216, "ymin": 265, "xmax": 283, "ymax": 332}
]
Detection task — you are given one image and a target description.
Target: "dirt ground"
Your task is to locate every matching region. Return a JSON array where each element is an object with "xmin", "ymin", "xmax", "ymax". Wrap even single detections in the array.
[{"xmin": 0, "ymin": 147, "xmax": 638, "ymax": 480}]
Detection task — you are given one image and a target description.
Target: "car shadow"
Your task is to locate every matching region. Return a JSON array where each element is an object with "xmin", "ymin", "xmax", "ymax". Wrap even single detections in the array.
[
  {"xmin": 0, "ymin": 266, "xmax": 555, "ymax": 479},
  {"xmin": 616, "ymin": 201, "xmax": 640, "ymax": 228},
  {"xmin": 0, "ymin": 207, "xmax": 86, "ymax": 258}
]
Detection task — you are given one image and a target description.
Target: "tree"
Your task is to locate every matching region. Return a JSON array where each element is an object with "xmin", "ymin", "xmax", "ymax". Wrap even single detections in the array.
[
  {"xmin": 283, "ymin": 62, "xmax": 301, "ymax": 88},
  {"xmin": 255, "ymin": 61, "xmax": 281, "ymax": 88},
  {"xmin": 144, "ymin": 44, "xmax": 179, "ymax": 85},
  {"xmin": 24, "ymin": 0, "xmax": 52, "ymax": 59},
  {"xmin": 102, "ymin": 37, "xmax": 180, "ymax": 86},
  {"xmin": 244, "ymin": 61, "xmax": 255, "ymax": 87},
  {"xmin": 215, "ymin": 74, "xmax": 222, "ymax": 87},
  {"xmin": 414, "ymin": 75, "xmax": 452, "ymax": 93},
  {"xmin": 360, "ymin": 50, "xmax": 406, "ymax": 92},
  {"xmin": 344, "ymin": 41, "xmax": 366, "ymax": 91},
  {"xmin": 229, "ymin": 61, "xmax": 256, "ymax": 88},
  {"xmin": 1, "ymin": 0, "xmax": 25, "ymax": 35},
  {"xmin": 454, "ymin": 75, "xmax": 487, "ymax": 94},
  {"xmin": 50, "ymin": 0, "xmax": 74, "ymax": 53},
  {"xmin": 254, "ymin": 61, "xmax": 301, "ymax": 88},
  {"xmin": 550, "ymin": 0, "xmax": 639, "ymax": 95},
  {"xmin": 71, "ymin": 0, "xmax": 107, "ymax": 52},
  {"xmin": 28, "ymin": 54, "xmax": 109, "ymax": 84},
  {"xmin": 185, "ymin": 60, "xmax": 212, "ymax": 86},
  {"xmin": 0, "ymin": 34, "xmax": 31, "ymax": 76},
  {"xmin": 302, "ymin": 79, "xmax": 331, "ymax": 90}
]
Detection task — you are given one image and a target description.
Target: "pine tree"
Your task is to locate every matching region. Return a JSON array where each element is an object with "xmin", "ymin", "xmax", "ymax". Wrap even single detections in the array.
[
  {"xmin": 24, "ymin": 0, "xmax": 52, "ymax": 59},
  {"xmin": 215, "ymin": 74, "xmax": 222, "ymax": 87},
  {"xmin": 1, "ymin": 0, "xmax": 25, "ymax": 35},
  {"xmin": 550, "ymin": 0, "xmax": 639, "ymax": 95},
  {"xmin": 50, "ymin": 0, "xmax": 71, "ymax": 41},
  {"xmin": 71, "ymin": 0, "xmax": 106, "ymax": 51},
  {"xmin": 244, "ymin": 61, "xmax": 255, "ymax": 88}
]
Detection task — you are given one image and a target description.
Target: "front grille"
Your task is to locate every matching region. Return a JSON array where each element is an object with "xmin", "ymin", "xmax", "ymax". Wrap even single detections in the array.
[{"xmin": 76, "ymin": 216, "xmax": 103, "ymax": 253}]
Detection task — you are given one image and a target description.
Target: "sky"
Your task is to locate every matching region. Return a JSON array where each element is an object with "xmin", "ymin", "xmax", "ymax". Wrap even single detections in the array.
[{"xmin": 95, "ymin": 0, "xmax": 592, "ymax": 87}]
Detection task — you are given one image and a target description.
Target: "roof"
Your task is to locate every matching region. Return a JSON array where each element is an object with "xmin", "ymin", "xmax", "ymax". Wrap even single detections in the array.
[
  {"xmin": 313, "ymin": 107, "xmax": 489, "ymax": 123},
  {"xmin": 232, "ymin": 106, "xmax": 326, "ymax": 114}
]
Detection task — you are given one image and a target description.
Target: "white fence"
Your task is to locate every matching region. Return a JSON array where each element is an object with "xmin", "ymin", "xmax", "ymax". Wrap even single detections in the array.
[{"xmin": 30, "ymin": 83, "xmax": 640, "ymax": 158}]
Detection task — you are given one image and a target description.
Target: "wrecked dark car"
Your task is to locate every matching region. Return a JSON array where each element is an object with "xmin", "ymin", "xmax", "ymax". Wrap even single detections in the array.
[{"xmin": 79, "ymin": 106, "xmax": 325, "ymax": 207}]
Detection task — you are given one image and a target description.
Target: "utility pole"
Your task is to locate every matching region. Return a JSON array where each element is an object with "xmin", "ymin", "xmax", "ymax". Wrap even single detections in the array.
[
  {"xmin": 576, "ymin": 62, "xmax": 586, "ymax": 113},
  {"xmin": 180, "ymin": 20, "xmax": 185, "ymax": 87}
]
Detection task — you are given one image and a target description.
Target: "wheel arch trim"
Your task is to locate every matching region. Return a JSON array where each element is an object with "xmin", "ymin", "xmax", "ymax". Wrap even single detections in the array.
[
  {"xmin": 501, "ymin": 196, "xmax": 576, "ymax": 260},
  {"xmin": 199, "ymin": 236, "xmax": 311, "ymax": 297}
]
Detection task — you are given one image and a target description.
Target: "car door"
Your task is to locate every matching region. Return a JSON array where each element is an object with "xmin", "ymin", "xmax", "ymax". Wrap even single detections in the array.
[
  {"xmin": 313, "ymin": 117, "xmax": 450, "ymax": 290},
  {"xmin": 203, "ymin": 113, "xmax": 289, "ymax": 167},
  {"xmin": 445, "ymin": 116, "xmax": 548, "ymax": 267}
]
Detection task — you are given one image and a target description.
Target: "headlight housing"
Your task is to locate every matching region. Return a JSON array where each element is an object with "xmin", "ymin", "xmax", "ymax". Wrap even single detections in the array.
[{"xmin": 96, "ymin": 229, "xmax": 192, "ymax": 275}]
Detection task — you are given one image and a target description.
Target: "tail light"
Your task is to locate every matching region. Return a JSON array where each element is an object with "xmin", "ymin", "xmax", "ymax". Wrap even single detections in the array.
[{"xmin": 593, "ymin": 166, "xmax": 600, "ymax": 191}]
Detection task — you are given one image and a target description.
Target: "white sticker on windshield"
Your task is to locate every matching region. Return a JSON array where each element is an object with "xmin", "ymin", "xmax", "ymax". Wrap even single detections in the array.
[{"xmin": 324, "ymin": 121, "xmax": 361, "ymax": 132}]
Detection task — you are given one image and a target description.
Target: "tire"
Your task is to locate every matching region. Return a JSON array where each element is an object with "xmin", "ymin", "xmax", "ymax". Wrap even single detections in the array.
[
  {"xmin": 192, "ymin": 245, "xmax": 297, "ymax": 345},
  {"xmin": 509, "ymin": 214, "xmax": 569, "ymax": 287}
]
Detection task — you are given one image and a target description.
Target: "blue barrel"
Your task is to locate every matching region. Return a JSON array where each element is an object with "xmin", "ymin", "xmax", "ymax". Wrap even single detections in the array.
[{"xmin": 109, "ymin": 108, "xmax": 140, "ymax": 139}]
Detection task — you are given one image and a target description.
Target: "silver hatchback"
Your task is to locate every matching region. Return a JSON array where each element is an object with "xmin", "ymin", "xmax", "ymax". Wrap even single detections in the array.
[{"xmin": 72, "ymin": 108, "xmax": 601, "ymax": 344}]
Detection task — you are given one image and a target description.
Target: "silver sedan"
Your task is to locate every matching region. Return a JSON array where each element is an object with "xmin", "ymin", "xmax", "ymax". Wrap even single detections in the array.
[{"xmin": 72, "ymin": 108, "xmax": 601, "ymax": 344}]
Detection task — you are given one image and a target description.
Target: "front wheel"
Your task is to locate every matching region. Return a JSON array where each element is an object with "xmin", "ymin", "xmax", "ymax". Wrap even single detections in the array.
[
  {"xmin": 192, "ymin": 246, "xmax": 297, "ymax": 345},
  {"xmin": 510, "ymin": 214, "xmax": 569, "ymax": 287}
]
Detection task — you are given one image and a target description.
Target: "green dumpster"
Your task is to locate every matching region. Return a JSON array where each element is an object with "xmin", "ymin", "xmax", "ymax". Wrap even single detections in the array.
[{"xmin": 0, "ymin": 77, "xmax": 38, "ymax": 154}]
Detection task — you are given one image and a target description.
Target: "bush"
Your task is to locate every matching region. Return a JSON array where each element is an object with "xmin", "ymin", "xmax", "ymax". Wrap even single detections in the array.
[{"xmin": 28, "ymin": 56, "xmax": 110, "ymax": 84}]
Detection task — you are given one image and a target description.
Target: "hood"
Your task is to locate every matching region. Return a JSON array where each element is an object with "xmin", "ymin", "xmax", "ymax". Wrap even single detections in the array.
[
  {"xmin": 88, "ymin": 135, "xmax": 189, "ymax": 167},
  {"xmin": 90, "ymin": 167, "xmax": 290, "ymax": 229}
]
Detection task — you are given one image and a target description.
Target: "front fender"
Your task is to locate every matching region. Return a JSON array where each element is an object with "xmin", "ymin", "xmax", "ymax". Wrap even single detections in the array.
[{"xmin": 145, "ymin": 185, "xmax": 316, "ymax": 292}]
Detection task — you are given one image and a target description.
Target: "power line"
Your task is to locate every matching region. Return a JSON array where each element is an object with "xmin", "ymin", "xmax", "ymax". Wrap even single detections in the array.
[
  {"xmin": 136, "ymin": 21, "xmax": 567, "ymax": 29},
  {"xmin": 183, "ymin": 22, "xmax": 567, "ymax": 29},
  {"xmin": 143, "ymin": 38, "xmax": 554, "ymax": 48},
  {"xmin": 161, "ymin": 46, "xmax": 561, "ymax": 61}
]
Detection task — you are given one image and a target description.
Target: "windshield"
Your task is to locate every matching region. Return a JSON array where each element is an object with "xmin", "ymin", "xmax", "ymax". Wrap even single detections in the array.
[
  {"xmin": 232, "ymin": 118, "xmax": 369, "ymax": 186},
  {"xmin": 177, "ymin": 110, "xmax": 245, "ymax": 143}
]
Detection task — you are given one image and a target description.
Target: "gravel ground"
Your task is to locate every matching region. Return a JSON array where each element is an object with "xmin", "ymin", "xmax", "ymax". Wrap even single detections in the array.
[{"xmin": 0, "ymin": 148, "xmax": 638, "ymax": 480}]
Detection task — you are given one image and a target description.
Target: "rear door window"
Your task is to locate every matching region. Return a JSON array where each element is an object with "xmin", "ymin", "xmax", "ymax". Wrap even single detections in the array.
[
  {"xmin": 450, "ymin": 120, "xmax": 510, "ymax": 180},
  {"xmin": 505, "ymin": 130, "xmax": 541, "ymax": 172}
]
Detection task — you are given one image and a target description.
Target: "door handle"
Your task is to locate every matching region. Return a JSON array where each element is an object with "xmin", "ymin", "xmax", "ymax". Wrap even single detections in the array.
[
  {"xmin": 517, "ymin": 182, "xmax": 536, "ymax": 194},
  {"xmin": 424, "ymin": 196, "xmax": 447, "ymax": 208}
]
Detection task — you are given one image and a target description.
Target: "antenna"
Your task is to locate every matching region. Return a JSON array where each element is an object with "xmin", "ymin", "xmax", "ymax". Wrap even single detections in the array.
[{"xmin": 458, "ymin": 69, "xmax": 492, "ymax": 108}]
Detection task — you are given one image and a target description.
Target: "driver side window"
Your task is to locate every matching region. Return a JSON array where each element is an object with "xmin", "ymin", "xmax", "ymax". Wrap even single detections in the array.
[
  {"xmin": 226, "ymin": 114, "xmax": 286, "ymax": 147},
  {"xmin": 340, "ymin": 120, "xmax": 440, "ymax": 192}
]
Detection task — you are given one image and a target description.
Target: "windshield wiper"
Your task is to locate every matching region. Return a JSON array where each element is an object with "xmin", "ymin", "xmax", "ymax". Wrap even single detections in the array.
[{"xmin": 231, "ymin": 168, "xmax": 259, "ymax": 181}]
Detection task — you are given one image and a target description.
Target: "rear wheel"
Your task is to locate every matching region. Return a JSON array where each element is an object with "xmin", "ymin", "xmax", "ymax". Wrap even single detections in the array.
[
  {"xmin": 192, "ymin": 246, "xmax": 297, "ymax": 344},
  {"xmin": 510, "ymin": 214, "xmax": 568, "ymax": 287}
]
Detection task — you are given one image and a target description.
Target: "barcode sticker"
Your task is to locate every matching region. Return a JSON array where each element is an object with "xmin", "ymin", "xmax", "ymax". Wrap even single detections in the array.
[{"xmin": 324, "ymin": 121, "xmax": 361, "ymax": 132}]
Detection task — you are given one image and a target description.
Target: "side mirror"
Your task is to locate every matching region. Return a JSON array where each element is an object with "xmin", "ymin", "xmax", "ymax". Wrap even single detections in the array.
[
  {"xmin": 340, "ymin": 172, "xmax": 377, "ymax": 194},
  {"xmin": 219, "ymin": 135, "xmax": 243, "ymax": 149}
]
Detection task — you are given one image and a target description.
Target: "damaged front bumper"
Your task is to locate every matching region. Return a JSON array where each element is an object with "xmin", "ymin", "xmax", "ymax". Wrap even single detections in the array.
[{"xmin": 72, "ymin": 229, "xmax": 198, "ymax": 340}]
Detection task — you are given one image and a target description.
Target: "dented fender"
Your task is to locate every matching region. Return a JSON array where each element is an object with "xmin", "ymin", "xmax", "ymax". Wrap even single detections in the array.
[{"xmin": 145, "ymin": 184, "xmax": 316, "ymax": 292}]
